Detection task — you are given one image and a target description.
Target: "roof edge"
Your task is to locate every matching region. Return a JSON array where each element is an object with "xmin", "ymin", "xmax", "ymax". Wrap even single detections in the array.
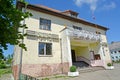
[{"xmin": 17, "ymin": 1, "xmax": 109, "ymax": 31}]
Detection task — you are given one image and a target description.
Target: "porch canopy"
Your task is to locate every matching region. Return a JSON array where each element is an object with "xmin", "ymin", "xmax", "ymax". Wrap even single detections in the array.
[{"xmin": 65, "ymin": 27, "xmax": 101, "ymax": 42}]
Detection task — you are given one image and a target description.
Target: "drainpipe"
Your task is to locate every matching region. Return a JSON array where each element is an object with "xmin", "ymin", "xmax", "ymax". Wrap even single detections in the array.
[
  {"xmin": 60, "ymin": 38, "xmax": 63, "ymax": 74},
  {"xmin": 18, "ymin": 4, "xmax": 27, "ymax": 80}
]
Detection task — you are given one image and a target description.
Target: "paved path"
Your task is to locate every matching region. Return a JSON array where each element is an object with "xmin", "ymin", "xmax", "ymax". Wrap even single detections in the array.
[
  {"xmin": 0, "ymin": 74, "xmax": 14, "ymax": 80},
  {"xmin": 50, "ymin": 63, "xmax": 120, "ymax": 80}
]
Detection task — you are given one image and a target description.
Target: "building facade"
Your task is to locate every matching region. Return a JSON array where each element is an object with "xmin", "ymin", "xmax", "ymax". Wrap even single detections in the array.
[
  {"xmin": 13, "ymin": 2, "xmax": 112, "ymax": 80},
  {"xmin": 109, "ymin": 42, "xmax": 120, "ymax": 62}
]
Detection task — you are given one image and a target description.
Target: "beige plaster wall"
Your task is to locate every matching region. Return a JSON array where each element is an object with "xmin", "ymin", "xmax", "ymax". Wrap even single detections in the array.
[
  {"xmin": 13, "ymin": 8, "xmax": 111, "ymax": 66},
  {"xmin": 71, "ymin": 46, "xmax": 89, "ymax": 60}
]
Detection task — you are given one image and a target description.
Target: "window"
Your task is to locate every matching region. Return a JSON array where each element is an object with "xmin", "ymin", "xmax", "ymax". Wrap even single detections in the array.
[
  {"xmin": 114, "ymin": 51, "xmax": 117, "ymax": 53},
  {"xmin": 39, "ymin": 42, "xmax": 52, "ymax": 56},
  {"xmin": 112, "ymin": 57, "xmax": 114, "ymax": 59},
  {"xmin": 116, "ymin": 56, "xmax": 118, "ymax": 58},
  {"xmin": 40, "ymin": 18, "xmax": 51, "ymax": 30},
  {"xmin": 73, "ymin": 26, "xmax": 82, "ymax": 30},
  {"xmin": 94, "ymin": 54, "xmax": 101, "ymax": 60},
  {"xmin": 119, "ymin": 51, "xmax": 120, "ymax": 53},
  {"xmin": 96, "ymin": 31, "xmax": 101, "ymax": 34},
  {"xmin": 111, "ymin": 51, "xmax": 113, "ymax": 54}
]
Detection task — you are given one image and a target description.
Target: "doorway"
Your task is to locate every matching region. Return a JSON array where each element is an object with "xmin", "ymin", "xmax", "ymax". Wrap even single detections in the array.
[{"xmin": 71, "ymin": 50, "xmax": 76, "ymax": 62}]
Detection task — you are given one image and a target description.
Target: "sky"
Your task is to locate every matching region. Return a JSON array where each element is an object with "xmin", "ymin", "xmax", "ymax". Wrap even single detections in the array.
[{"xmin": 3, "ymin": 0, "xmax": 120, "ymax": 56}]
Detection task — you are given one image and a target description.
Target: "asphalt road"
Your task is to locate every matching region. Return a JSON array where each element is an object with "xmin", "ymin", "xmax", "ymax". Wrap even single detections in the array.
[{"xmin": 51, "ymin": 63, "xmax": 120, "ymax": 80}]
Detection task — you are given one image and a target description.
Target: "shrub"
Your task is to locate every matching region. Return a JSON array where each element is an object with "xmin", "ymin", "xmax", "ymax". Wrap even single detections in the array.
[
  {"xmin": 107, "ymin": 63, "xmax": 112, "ymax": 67},
  {"xmin": 70, "ymin": 66, "xmax": 76, "ymax": 72},
  {"xmin": 0, "ymin": 64, "xmax": 7, "ymax": 69}
]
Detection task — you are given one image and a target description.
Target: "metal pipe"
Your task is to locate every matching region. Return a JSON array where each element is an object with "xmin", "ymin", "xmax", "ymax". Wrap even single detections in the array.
[{"xmin": 18, "ymin": 5, "xmax": 27, "ymax": 80}]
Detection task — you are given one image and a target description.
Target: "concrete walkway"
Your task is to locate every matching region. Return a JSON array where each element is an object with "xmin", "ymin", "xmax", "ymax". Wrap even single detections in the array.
[
  {"xmin": 49, "ymin": 63, "xmax": 120, "ymax": 80},
  {"xmin": 0, "ymin": 74, "xmax": 14, "ymax": 80}
]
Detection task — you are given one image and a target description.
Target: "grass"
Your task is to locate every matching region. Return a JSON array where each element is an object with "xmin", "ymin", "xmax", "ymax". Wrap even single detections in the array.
[
  {"xmin": 41, "ymin": 75, "xmax": 76, "ymax": 80},
  {"xmin": 0, "ymin": 68, "xmax": 12, "ymax": 77}
]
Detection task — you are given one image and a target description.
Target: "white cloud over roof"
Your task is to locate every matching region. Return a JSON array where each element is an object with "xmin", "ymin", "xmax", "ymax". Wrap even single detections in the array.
[{"xmin": 74, "ymin": 0, "xmax": 116, "ymax": 12}]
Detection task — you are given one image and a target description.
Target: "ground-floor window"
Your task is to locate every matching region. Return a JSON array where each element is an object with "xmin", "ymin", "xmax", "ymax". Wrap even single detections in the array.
[{"xmin": 39, "ymin": 42, "xmax": 52, "ymax": 56}]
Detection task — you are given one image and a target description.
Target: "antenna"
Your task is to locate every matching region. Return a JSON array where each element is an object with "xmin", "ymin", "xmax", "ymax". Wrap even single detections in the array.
[{"xmin": 92, "ymin": 11, "xmax": 99, "ymax": 34}]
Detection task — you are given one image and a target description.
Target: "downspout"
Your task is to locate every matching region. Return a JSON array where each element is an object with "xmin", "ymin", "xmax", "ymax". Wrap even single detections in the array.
[{"xmin": 18, "ymin": 3, "xmax": 27, "ymax": 80}]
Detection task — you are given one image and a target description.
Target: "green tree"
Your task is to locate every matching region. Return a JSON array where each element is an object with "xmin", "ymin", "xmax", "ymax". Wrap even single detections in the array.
[
  {"xmin": 0, "ymin": 0, "xmax": 32, "ymax": 53},
  {"xmin": 0, "ymin": 52, "xmax": 4, "ymax": 59}
]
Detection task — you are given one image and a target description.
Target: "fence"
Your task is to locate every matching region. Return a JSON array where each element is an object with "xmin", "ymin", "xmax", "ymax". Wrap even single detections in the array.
[{"xmin": 20, "ymin": 74, "xmax": 39, "ymax": 80}]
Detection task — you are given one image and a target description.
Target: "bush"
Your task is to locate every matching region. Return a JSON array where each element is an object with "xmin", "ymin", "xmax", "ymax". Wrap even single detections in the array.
[
  {"xmin": 0, "ymin": 64, "xmax": 7, "ymax": 69},
  {"xmin": 70, "ymin": 66, "xmax": 76, "ymax": 72},
  {"xmin": 107, "ymin": 63, "xmax": 112, "ymax": 67}
]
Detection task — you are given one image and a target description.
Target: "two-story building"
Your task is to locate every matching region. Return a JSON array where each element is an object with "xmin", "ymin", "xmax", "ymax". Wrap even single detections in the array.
[
  {"xmin": 109, "ymin": 42, "xmax": 120, "ymax": 62},
  {"xmin": 13, "ymin": 1, "xmax": 112, "ymax": 80}
]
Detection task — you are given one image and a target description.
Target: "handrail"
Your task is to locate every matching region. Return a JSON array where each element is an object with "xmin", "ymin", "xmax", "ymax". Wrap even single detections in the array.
[
  {"xmin": 20, "ymin": 74, "xmax": 39, "ymax": 80},
  {"xmin": 76, "ymin": 56, "xmax": 91, "ymax": 65}
]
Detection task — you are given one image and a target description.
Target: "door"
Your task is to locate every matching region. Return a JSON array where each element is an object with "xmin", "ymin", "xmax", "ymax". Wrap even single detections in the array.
[{"xmin": 71, "ymin": 50, "xmax": 76, "ymax": 62}]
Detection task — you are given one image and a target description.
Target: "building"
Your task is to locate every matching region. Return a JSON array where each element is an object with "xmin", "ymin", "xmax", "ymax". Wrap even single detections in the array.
[
  {"xmin": 109, "ymin": 42, "xmax": 120, "ymax": 62},
  {"xmin": 13, "ymin": 1, "xmax": 112, "ymax": 80}
]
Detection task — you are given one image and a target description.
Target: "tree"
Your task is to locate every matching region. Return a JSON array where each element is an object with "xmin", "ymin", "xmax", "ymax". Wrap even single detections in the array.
[
  {"xmin": 0, "ymin": 0, "xmax": 32, "ymax": 53},
  {"xmin": 0, "ymin": 52, "xmax": 4, "ymax": 59}
]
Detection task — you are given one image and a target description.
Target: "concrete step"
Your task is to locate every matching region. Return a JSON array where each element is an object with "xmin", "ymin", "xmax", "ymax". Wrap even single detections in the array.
[
  {"xmin": 77, "ymin": 67, "xmax": 105, "ymax": 73},
  {"xmin": 73, "ymin": 61, "xmax": 89, "ymax": 68}
]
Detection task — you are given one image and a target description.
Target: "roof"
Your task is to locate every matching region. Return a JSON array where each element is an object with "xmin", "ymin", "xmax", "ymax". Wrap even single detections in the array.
[
  {"xmin": 109, "ymin": 42, "xmax": 120, "ymax": 51},
  {"xmin": 17, "ymin": 1, "xmax": 109, "ymax": 31}
]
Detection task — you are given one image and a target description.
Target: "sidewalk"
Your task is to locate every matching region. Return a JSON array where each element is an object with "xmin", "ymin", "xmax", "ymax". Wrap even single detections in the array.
[
  {"xmin": 0, "ymin": 74, "xmax": 14, "ymax": 80},
  {"xmin": 41, "ymin": 63, "xmax": 120, "ymax": 80}
]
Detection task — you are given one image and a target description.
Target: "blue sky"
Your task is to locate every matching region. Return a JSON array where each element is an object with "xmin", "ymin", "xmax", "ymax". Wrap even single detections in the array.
[{"xmin": 3, "ymin": 0, "xmax": 120, "ymax": 56}]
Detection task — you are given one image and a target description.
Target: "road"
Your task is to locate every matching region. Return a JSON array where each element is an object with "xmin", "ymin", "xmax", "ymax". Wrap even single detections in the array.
[{"xmin": 51, "ymin": 63, "xmax": 120, "ymax": 80}]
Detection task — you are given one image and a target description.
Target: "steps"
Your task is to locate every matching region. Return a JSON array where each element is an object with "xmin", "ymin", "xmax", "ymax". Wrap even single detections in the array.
[
  {"xmin": 77, "ymin": 66, "xmax": 105, "ymax": 73},
  {"xmin": 73, "ymin": 61, "xmax": 104, "ymax": 73},
  {"xmin": 73, "ymin": 61, "xmax": 89, "ymax": 68}
]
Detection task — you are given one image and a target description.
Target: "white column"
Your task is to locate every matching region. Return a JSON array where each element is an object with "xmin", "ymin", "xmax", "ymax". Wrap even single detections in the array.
[
  {"xmin": 100, "ymin": 43, "xmax": 106, "ymax": 68},
  {"xmin": 66, "ymin": 30, "xmax": 72, "ymax": 66}
]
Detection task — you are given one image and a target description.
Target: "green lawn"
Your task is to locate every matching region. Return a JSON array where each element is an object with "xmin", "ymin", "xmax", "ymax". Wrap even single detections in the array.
[{"xmin": 0, "ymin": 68, "xmax": 12, "ymax": 77}]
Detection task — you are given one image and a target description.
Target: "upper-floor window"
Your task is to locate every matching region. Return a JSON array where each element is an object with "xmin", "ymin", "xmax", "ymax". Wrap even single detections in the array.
[
  {"xmin": 119, "ymin": 51, "xmax": 120, "ymax": 53},
  {"xmin": 40, "ymin": 18, "xmax": 51, "ymax": 30},
  {"xmin": 73, "ymin": 26, "xmax": 82, "ymax": 30},
  {"xmin": 112, "ymin": 57, "xmax": 114, "ymax": 59},
  {"xmin": 96, "ymin": 31, "xmax": 101, "ymax": 34},
  {"xmin": 39, "ymin": 42, "xmax": 52, "ymax": 56},
  {"xmin": 111, "ymin": 52, "xmax": 113, "ymax": 54},
  {"xmin": 114, "ymin": 51, "xmax": 117, "ymax": 53}
]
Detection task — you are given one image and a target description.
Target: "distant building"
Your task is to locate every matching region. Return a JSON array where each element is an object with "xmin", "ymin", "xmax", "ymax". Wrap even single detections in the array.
[{"xmin": 109, "ymin": 42, "xmax": 120, "ymax": 62}]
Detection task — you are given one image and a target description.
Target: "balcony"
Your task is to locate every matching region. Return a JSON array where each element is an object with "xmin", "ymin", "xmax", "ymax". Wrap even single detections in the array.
[{"xmin": 66, "ymin": 27, "xmax": 101, "ymax": 41}]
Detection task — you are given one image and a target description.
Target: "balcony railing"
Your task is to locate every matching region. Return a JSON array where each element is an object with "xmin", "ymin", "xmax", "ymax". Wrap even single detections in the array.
[{"xmin": 66, "ymin": 27, "xmax": 101, "ymax": 41}]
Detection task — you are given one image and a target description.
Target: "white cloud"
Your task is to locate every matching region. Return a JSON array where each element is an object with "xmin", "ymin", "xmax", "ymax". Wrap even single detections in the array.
[
  {"xmin": 74, "ymin": 0, "xmax": 116, "ymax": 12},
  {"xmin": 74, "ymin": 0, "xmax": 98, "ymax": 12},
  {"xmin": 102, "ymin": 2, "xmax": 116, "ymax": 10}
]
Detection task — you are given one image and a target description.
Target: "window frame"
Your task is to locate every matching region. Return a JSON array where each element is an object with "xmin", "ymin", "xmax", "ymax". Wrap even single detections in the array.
[
  {"xmin": 38, "ymin": 42, "xmax": 52, "ymax": 56},
  {"xmin": 40, "ymin": 18, "xmax": 51, "ymax": 31},
  {"xmin": 73, "ymin": 25, "xmax": 82, "ymax": 30}
]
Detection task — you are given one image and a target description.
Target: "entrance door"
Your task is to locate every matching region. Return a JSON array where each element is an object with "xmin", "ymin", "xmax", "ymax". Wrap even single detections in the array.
[{"xmin": 71, "ymin": 50, "xmax": 76, "ymax": 62}]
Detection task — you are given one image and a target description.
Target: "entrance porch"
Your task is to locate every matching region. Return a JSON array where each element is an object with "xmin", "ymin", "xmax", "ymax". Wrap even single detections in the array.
[
  {"xmin": 71, "ymin": 40, "xmax": 104, "ymax": 68},
  {"xmin": 60, "ymin": 27, "xmax": 105, "ymax": 69}
]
